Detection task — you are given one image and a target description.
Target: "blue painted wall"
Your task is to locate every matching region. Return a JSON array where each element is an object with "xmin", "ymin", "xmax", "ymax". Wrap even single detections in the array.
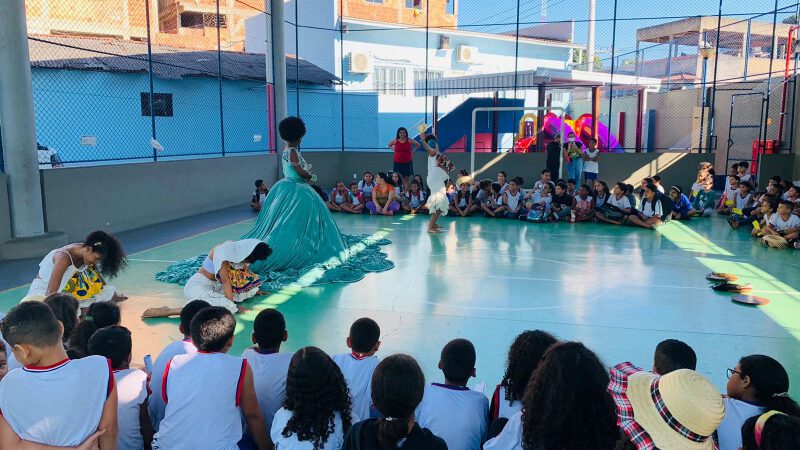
[{"xmin": 31, "ymin": 69, "xmax": 379, "ymax": 162}]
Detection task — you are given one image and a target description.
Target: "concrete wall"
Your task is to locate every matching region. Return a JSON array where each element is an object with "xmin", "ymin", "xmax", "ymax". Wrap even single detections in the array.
[
  {"xmin": 40, "ymin": 154, "xmax": 277, "ymax": 241},
  {"xmin": 0, "ymin": 174, "xmax": 11, "ymax": 242},
  {"xmin": 757, "ymin": 154, "xmax": 796, "ymax": 187},
  {"xmin": 305, "ymin": 151, "xmax": 708, "ymax": 192}
]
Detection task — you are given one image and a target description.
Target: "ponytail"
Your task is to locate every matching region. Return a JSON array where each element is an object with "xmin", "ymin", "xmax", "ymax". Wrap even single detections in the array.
[
  {"xmin": 376, "ymin": 417, "xmax": 411, "ymax": 450},
  {"xmin": 739, "ymin": 355, "xmax": 797, "ymax": 414},
  {"xmin": 371, "ymin": 355, "xmax": 425, "ymax": 450}
]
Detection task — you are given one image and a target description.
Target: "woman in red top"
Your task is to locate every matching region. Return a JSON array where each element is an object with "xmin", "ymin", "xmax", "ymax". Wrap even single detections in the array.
[{"xmin": 388, "ymin": 127, "xmax": 420, "ymax": 193}]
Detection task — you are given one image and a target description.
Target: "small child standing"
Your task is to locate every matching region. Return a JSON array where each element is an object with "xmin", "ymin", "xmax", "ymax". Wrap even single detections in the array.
[
  {"xmin": 148, "ymin": 299, "xmax": 210, "ymax": 431},
  {"xmin": 89, "ymin": 325, "xmax": 154, "ymax": 450},
  {"xmin": 0, "ymin": 302, "xmax": 118, "ymax": 448},
  {"xmin": 346, "ymin": 181, "xmax": 365, "ymax": 214},
  {"xmin": 333, "ymin": 318, "xmax": 381, "ymax": 421},
  {"xmin": 416, "ymin": 338, "xmax": 489, "ymax": 450},
  {"xmin": 242, "ymin": 309, "xmax": 293, "ymax": 432},
  {"xmin": 582, "ymin": 138, "xmax": 600, "ymax": 182},
  {"xmin": 153, "ymin": 306, "xmax": 270, "ymax": 450}
]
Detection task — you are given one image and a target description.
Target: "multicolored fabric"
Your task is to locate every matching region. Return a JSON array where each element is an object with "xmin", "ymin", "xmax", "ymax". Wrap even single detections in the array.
[
  {"xmin": 63, "ymin": 265, "xmax": 105, "ymax": 301},
  {"xmin": 218, "ymin": 267, "xmax": 262, "ymax": 294},
  {"xmin": 609, "ymin": 362, "xmax": 656, "ymax": 450},
  {"xmin": 435, "ymin": 153, "xmax": 455, "ymax": 172},
  {"xmin": 650, "ymin": 378, "xmax": 708, "ymax": 443}
]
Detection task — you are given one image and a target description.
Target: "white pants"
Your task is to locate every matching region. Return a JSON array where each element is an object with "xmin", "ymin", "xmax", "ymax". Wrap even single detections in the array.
[{"xmin": 183, "ymin": 273, "xmax": 258, "ymax": 314}]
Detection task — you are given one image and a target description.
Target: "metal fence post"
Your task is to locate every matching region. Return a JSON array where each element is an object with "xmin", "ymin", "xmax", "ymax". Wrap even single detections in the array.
[
  {"xmin": 216, "ymin": 0, "xmax": 225, "ymax": 156},
  {"xmin": 707, "ymin": 0, "xmax": 724, "ymax": 154},
  {"xmin": 340, "ymin": 0, "xmax": 345, "ymax": 152},
  {"xmin": 607, "ymin": 0, "xmax": 618, "ymax": 150},
  {"xmin": 512, "ymin": 0, "xmax": 521, "ymax": 153},
  {"xmin": 145, "ymin": 0, "xmax": 157, "ymax": 161},
  {"xmin": 294, "ymin": 0, "xmax": 300, "ymax": 116}
]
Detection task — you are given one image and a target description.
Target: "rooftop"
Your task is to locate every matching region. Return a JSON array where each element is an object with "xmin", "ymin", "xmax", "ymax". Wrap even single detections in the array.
[{"xmin": 28, "ymin": 34, "xmax": 338, "ymax": 86}]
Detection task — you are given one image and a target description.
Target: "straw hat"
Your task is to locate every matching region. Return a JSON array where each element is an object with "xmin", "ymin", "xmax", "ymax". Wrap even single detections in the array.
[
  {"xmin": 619, "ymin": 368, "xmax": 724, "ymax": 450},
  {"xmin": 456, "ymin": 176, "xmax": 473, "ymax": 186}
]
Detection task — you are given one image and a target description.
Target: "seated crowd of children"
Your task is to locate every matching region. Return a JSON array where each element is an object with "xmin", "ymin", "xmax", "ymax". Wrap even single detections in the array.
[
  {"xmin": 250, "ymin": 161, "xmax": 800, "ymax": 248},
  {"xmin": 1, "ymin": 299, "xmax": 798, "ymax": 450}
]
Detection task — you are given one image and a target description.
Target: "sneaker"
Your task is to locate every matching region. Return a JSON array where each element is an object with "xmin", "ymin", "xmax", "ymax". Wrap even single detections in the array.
[{"xmin": 570, "ymin": 212, "xmax": 576, "ymax": 222}]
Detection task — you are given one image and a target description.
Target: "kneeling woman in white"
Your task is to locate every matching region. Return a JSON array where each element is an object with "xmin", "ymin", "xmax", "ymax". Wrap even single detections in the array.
[
  {"xmin": 24, "ymin": 230, "xmax": 127, "ymax": 309},
  {"xmin": 271, "ymin": 346, "xmax": 356, "ymax": 450}
]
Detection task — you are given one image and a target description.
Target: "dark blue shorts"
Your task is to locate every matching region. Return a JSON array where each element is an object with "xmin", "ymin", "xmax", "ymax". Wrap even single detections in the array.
[{"xmin": 393, "ymin": 161, "xmax": 414, "ymax": 177}]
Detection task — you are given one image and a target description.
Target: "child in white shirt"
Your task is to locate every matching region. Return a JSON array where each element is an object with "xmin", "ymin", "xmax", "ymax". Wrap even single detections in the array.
[
  {"xmin": 148, "ymin": 299, "xmax": 210, "ymax": 431},
  {"xmin": 416, "ymin": 338, "xmax": 489, "ymax": 450},
  {"xmin": 332, "ymin": 318, "xmax": 381, "ymax": 421},
  {"xmin": 242, "ymin": 309, "xmax": 293, "ymax": 431},
  {"xmin": 89, "ymin": 325, "xmax": 153, "ymax": 450}
]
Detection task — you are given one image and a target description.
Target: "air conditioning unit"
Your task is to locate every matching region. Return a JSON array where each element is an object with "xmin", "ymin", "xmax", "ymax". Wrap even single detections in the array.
[
  {"xmin": 457, "ymin": 45, "xmax": 478, "ymax": 64},
  {"xmin": 348, "ymin": 52, "xmax": 372, "ymax": 74}
]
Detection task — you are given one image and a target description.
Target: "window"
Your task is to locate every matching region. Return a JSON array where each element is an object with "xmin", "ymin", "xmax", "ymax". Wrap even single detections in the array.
[
  {"xmin": 405, "ymin": 0, "xmax": 422, "ymax": 8},
  {"xmin": 413, "ymin": 70, "xmax": 443, "ymax": 83},
  {"xmin": 446, "ymin": 0, "xmax": 455, "ymax": 15},
  {"xmin": 141, "ymin": 93, "xmax": 173, "ymax": 117},
  {"xmin": 373, "ymin": 67, "xmax": 406, "ymax": 96},
  {"xmin": 180, "ymin": 12, "xmax": 227, "ymax": 29}
]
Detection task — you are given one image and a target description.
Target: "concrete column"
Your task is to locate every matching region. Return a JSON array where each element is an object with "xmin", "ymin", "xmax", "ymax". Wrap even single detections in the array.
[
  {"xmin": 0, "ymin": 0, "xmax": 46, "ymax": 238},
  {"xmin": 587, "ymin": 0, "xmax": 596, "ymax": 71},
  {"xmin": 269, "ymin": 0, "xmax": 287, "ymax": 175}
]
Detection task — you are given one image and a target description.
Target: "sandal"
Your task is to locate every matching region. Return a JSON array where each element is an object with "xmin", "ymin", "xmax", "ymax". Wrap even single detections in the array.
[{"xmin": 711, "ymin": 282, "xmax": 753, "ymax": 293}]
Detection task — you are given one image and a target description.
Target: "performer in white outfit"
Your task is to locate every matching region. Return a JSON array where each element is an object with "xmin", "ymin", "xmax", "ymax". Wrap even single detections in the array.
[
  {"xmin": 23, "ymin": 230, "xmax": 127, "ymax": 310},
  {"xmin": 420, "ymin": 135, "xmax": 454, "ymax": 233}
]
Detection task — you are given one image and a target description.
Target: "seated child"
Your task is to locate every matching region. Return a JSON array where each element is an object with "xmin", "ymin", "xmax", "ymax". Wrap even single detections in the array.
[
  {"xmin": 490, "ymin": 331, "xmax": 557, "ymax": 423},
  {"xmin": 502, "ymin": 178, "xmax": 527, "ymax": 219},
  {"xmin": 358, "ymin": 172, "xmax": 376, "ymax": 198},
  {"xmin": 718, "ymin": 355, "xmax": 795, "ymax": 450},
  {"xmin": 729, "ymin": 181, "xmax": 755, "ymax": 228},
  {"xmin": 690, "ymin": 163, "xmax": 713, "ymax": 195},
  {"xmin": 652, "ymin": 175, "xmax": 665, "ymax": 193},
  {"xmin": 148, "ymin": 299, "xmax": 210, "ymax": 431},
  {"xmin": 242, "ymin": 309, "xmax": 293, "ymax": 431},
  {"xmin": 342, "ymin": 355, "xmax": 447, "ymax": 450},
  {"xmin": 740, "ymin": 399, "xmax": 800, "ymax": 450},
  {"xmin": 482, "ymin": 182, "xmax": 506, "ymax": 218},
  {"xmin": 413, "ymin": 174, "xmax": 430, "ymax": 197},
  {"xmin": 592, "ymin": 181, "xmax": 610, "ymax": 211},
  {"xmin": 403, "ymin": 180, "xmax": 428, "ymax": 214},
  {"xmin": 450, "ymin": 178, "xmax": 474, "ymax": 217},
  {"xmin": 550, "ymin": 182, "xmax": 573, "ymax": 222},
  {"xmin": 333, "ymin": 318, "xmax": 381, "ymax": 421},
  {"xmin": 68, "ymin": 301, "xmax": 121, "ymax": 359},
  {"xmin": 737, "ymin": 161, "xmax": 752, "ymax": 184},
  {"xmin": 566, "ymin": 179, "xmax": 577, "ymax": 197},
  {"xmin": 89, "ymin": 325, "xmax": 154, "ymax": 450},
  {"xmin": 719, "ymin": 175, "xmax": 741, "ymax": 215},
  {"xmin": 751, "ymin": 195, "xmax": 776, "ymax": 238},
  {"xmin": 272, "ymin": 347, "xmax": 354, "ymax": 449},
  {"xmin": 533, "ymin": 170, "xmax": 552, "ymax": 194},
  {"xmin": 570, "ymin": 184, "xmax": 595, "ymax": 222},
  {"xmin": 497, "ymin": 171, "xmax": 510, "ymax": 193},
  {"xmin": 346, "ymin": 181, "xmax": 365, "ymax": 214},
  {"xmin": 761, "ymin": 200, "xmax": 800, "ymax": 246},
  {"xmin": 251, "ymin": 179, "xmax": 269, "ymax": 212},
  {"xmin": 0, "ymin": 302, "xmax": 117, "ymax": 448},
  {"xmin": 416, "ymin": 339, "xmax": 489, "ymax": 450},
  {"xmin": 470, "ymin": 179, "xmax": 492, "ymax": 215},
  {"xmin": 525, "ymin": 182, "xmax": 554, "ymax": 222},
  {"xmin": 390, "ymin": 172, "xmax": 404, "ymax": 197},
  {"xmin": 627, "ymin": 183, "xmax": 665, "ymax": 229},
  {"xmin": 669, "ymin": 186, "xmax": 692, "ymax": 220},
  {"xmin": 652, "ymin": 339, "xmax": 696, "ymax": 375},
  {"xmin": 153, "ymin": 306, "xmax": 270, "ymax": 450},
  {"xmin": 625, "ymin": 183, "xmax": 637, "ymax": 210},
  {"xmin": 688, "ymin": 177, "xmax": 717, "ymax": 217},
  {"xmin": 43, "ymin": 293, "xmax": 80, "ymax": 358},
  {"xmin": 328, "ymin": 181, "xmax": 353, "ymax": 213},
  {"xmin": 596, "ymin": 182, "xmax": 631, "ymax": 225}
]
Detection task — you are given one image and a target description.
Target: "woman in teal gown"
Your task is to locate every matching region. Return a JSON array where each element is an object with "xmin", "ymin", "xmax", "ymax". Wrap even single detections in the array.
[{"xmin": 156, "ymin": 117, "xmax": 393, "ymax": 295}]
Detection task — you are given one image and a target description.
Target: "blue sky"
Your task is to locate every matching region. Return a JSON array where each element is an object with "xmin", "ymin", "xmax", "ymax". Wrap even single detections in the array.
[{"xmin": 456, "ymin": 0, "xmax": 800, "ymax": 62}]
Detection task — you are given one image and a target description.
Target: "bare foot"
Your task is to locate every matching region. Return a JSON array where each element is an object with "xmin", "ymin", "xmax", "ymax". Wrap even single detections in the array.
[
  {"xmin": 141, "ymin": 307, "xmax": 175, "ymax": 319},
  {"xmin": 256, "ymin": 290, "xmax": 270, "ymax": 296},
  {"xmin": 111, "ymin": 293, "xmax": 129, "ymax": 304},
  {"xmin": 427, "ymin": 227, "xmax": 442, "ymax": 233},
  {"xmin": 237, "ymin": 305, "xmax": 250, "ymax": 314}
]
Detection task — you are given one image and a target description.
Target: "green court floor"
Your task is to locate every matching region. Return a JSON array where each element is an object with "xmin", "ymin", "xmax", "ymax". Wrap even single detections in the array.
[{"xmin": 1, "ymin": 214, "xmax": 798, "ymax": 397}]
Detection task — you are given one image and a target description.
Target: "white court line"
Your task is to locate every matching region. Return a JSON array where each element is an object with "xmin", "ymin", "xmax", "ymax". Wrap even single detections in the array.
[
  {"xmin": 128, "ymin": 258, "xmax": 180, "ymax": 263},
  {"xmin": 418, "ymin": 302, "xmax": 570, "ymax": 312}
]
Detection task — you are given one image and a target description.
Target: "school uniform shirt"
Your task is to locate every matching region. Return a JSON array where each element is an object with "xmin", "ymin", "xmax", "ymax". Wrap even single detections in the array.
[
  {"xmin": 472, "ymin": 188, "xmax": 486, "ymax": 203},
  {"xmin": 607, "ymin": 194, "xmax": 631, "ymax": 211},
  {"xmin": 415, "ymin": 383, "xmax": 490, "ymax": 450},
  {"xmin": 148, "ymin": 338, "xmax": 197, "ymax": 431},
  {"xmin": 406, "ymin": 191, "xmax": 426, "ymax": 208},
  {"xmin": 482, "ymin": 410, "xmax": 523, "ymax": 450},
  {"xmin": 673, "ymin": 194, "xmax": 692, "ymax": 215},
  {"xmin": 641, "ymin": 199, "xmax": 663, "ymax": 218},
  {"xmin": 768, "ymin": 213, "xmax": 800, "ymax": 231},
  {"xmin": 734, "ymin": 192, "xmax": 753, "ymax": 210},
  {"xmin": 723, "ymin": 186, "xmax": 738, "ymax": 204},
  {"xmin": 717, "ymin": 398, "xmax": 763, "ymax": 450},
  {"xmin": 271, "ymin": 408, "xmax": 354, "ymax": 450},
  {"xmin": 740, "ymin": 173, "xmax": 752, "ymax": 184},
  {"xmin": 583, "ymin": 148, "xmax": 600, "ymax": 174},
  {"xmin": 252, "ymin": 190, "xmax": 268, "ymax": 205},
  {"xmin": 152, "ymin": 352, "xmax": 248, "ymax": 450},
  {"xmin": 342, "ymin": 419, "xmax": 447, "ymax": 450},
  {"xmin": 358, "ymin": 181, "xmax": 375, "ymax": 197},
  {"xmin": 349, "ymin": 191, "xmax": 364, "ymax": 206},
  {"xmin": 533, "ymin": 181, "xmax": 547, "ymax": 194},
  {"xmin": 332, "ymin": 353, "xmax": 380, "ymax": 420},
  {"xmin": 489, "ymin": 385, "xmax": 522, "ymax": 422},
  {"xmin": 0, "ymin": 356, "xmax": 113, "ymax": 446},
  {"xmin": 499, "ymin": 183, "xmax": 510, "ymax": 194},
  {"xmin": 241, "ymin": 349, "xmax": 293, "ymax": 430},
  {"xmin": 655, "ymin": 184, "xmax": 665, "ymax": 194},
  {"xmin": 115, "ymin": 368, "xmax": 149, "ymax": 450}
]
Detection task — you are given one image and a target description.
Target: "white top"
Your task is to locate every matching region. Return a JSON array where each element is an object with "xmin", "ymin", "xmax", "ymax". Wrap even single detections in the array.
[
  {"xmin": 358, "ymin": 180, "xmax": 375, "ymax": 197},
  {"xmin": 332, "ymin": 353, "xmax": 380, "ymax": 420},
  {"xmin": 115, "ymin": 368, "xmax": 149, "ymax": 450},
  {"xmin": 494, "ymin": 386, "xmax": 522, "ymax": 420},
  {"xmin": 242, "ymin": 349, "xmax": 293, "ymax": 430},
  {"xmin": 483, "ymin": 411, "xmax": 523, "ymax": 450},
  {"xmin": 149, "ymin": 339, "xmax": 197, "ymax": 431},
  {"xmin": 0, "ymin": 356, "xmax": 112, "ymax": 446},
  {"xmin": 153, "ymin": 352, "xmax": 247, "ymax": 450},
  {"xmin": 583, "ymin": 149, "xmax": 600, "ymax": 173},
  {"xmin": 641, "ymin": 199, "xmax": 663, "ymax": 218},
  {"xmin": 406, "ymin": 191, "xmax": 426, "ymax": 208},
  {"xmin": 717, "ymin": 398, "xmax": 763, "ymax": 450},
  {"xmin": 332, "ymin": 190, "xmax": 348, "ymax": 205},
  {"xmin": 505, "ymin": 191, "xmax": 523, "ymax": 210},
  {"xmin": 270, "ymin": 408, "xmax": 352, "ymax": 450},
  {"xmin": 253, "ymin": 190, "xmax": 267, "ymax": 204},
  {"xmin": 724, "ymin": 187, "xmax": 738, "ymax": 204},
  {"xmin": 656, "ymin": 184, "xmax": 665, "ymax": 193},
  {"xmin": 608, "ymin": 194, "xmax": 631, "ymax": 210},
  {"xmin": 740, "ymin": 173, "xmax": 752, "ymax": 183},
  {"xmin": 499, "ymin": 182, "xmax": 510, "ymax": 194},
  {"xmin": 26, "ymin": 248, "xmax": 97, "ymax": 299},
  {"xmin": 533, "ymin": 181, "xmax": 546, "ymax": 193},
  {"xmin": 415, "ymin": 383, "xmax": 489, "ymax": 450},
  {"xmin": 734, "ymin": 192, "xmax": 752, "ymax": 209},
  {"xmin": 769, "ymin": 213, "xmax": 800, "ymax": 231}
]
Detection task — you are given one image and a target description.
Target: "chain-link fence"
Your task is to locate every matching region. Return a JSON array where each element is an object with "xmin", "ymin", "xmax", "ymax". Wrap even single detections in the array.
[{"xmin": 6, "ymin": 0, "xmax": 800, "ymax": 167}]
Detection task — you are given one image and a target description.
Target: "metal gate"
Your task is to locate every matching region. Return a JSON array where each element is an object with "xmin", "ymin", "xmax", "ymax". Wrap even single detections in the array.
[{"xmin": 725, "ymin": 92, "xmax": 765, "ymax": 174}]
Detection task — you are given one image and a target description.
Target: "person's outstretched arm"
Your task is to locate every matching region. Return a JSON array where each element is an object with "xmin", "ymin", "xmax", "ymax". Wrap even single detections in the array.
[{"xmin": 240, "ymin": 366, "xmax": 273, "ymax": 450}]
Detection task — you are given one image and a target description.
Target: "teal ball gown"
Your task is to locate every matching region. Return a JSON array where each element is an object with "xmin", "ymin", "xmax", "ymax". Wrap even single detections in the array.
[{"xmin": 156, "ymin": 148, "xmax": 394, "ymax": 291}]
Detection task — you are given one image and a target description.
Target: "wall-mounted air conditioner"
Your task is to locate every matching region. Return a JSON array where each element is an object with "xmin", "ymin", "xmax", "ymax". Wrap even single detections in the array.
[
  {"xmin": 457, "ymin": 45, "xmax": 478, "ymax": 64},
  {"xmin": 348, "ymin": 52, "xmax": 372, "ymax": 74}
]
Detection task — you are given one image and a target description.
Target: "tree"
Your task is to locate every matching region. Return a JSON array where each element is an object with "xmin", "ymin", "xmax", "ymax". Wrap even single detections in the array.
[{"xmin": 783, "ymin": 14, "xmax": 797, "ymax": 25}]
